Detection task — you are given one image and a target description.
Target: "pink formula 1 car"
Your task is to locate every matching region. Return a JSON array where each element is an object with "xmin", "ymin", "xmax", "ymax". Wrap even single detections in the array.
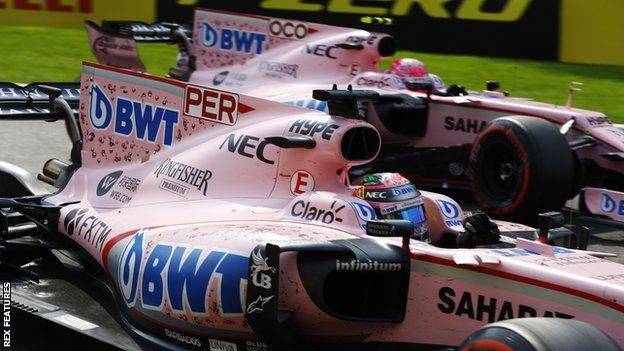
[
  {"xmin": 0, "ymin": 62, "xmax": 623, "ymax": 350},
  {"xmin": 84, "ymin": 8, "xmax": 624, "ymax": 225}
]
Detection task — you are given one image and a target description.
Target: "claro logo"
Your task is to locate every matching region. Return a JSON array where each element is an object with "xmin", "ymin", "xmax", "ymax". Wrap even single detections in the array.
[{"xmin": 261, "ymin": 0, "xmax": 533, "ymax": 22}]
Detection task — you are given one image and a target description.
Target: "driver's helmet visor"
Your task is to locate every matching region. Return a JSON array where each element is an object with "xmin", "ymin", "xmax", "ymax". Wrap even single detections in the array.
[{"xmin": 377, "ymin": 199, "xmax": 429, "ymax": 241}]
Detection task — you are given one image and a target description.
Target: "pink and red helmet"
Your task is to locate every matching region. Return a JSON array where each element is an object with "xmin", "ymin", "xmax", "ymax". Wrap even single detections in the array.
[
  {"xmin": 389, "ymin": 58, "xmax": 428, "ymax": 78},
  {"xmin": 354, "ymin": 172, "xmax": 429, "ymax": 242}
]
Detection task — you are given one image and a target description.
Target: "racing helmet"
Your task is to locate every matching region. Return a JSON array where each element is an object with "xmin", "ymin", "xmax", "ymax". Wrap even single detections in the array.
[
  {"xmin": 354, "ymin": 173, "xmax": 429, "ymax": 242},
  {"xmin": 389, "ymin": 58, "xmax": 428, "ymax": 78}
]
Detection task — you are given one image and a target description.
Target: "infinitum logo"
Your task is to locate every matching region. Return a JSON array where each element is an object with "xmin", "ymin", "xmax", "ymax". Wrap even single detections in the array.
[{"xmin": 335, "ymin": 260, "xmax": 402, "ymax": 271}]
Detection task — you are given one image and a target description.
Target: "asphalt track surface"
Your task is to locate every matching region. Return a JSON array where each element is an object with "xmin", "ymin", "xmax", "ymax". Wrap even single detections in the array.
[{"xmin": 1, "ymin": 120, "xmax": 624, "ymax": 351}]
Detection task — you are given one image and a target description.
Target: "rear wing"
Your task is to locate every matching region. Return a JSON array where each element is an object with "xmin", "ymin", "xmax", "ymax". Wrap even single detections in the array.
[
  {"xmin": 0, "ymin": 83, "xmax": 80, "ymax": 117},
  {"xmin": 0, "ymin": 82, "xmax": 83, "ymax": 166},
  {"xmin": 97, "ymin": 21, "xmax": 191, "ymax": 43},
  {"xmin": 85, "ymin": 20, "xmax": 193, "ymax": 78}
]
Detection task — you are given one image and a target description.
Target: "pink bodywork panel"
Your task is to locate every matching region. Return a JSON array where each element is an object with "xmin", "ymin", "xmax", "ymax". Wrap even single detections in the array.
[{"xmin": 45, "ymin": 62, "xmax": 624, "ymax": 347}]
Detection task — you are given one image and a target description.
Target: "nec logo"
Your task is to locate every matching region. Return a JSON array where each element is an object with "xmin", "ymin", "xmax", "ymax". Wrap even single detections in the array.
[
  {"xmin": 201, "ymin": 21, "xmax": 267, "ymax": 55},
  {"xmin": 184, "ymin": 84, "xmax": 239, "ymax": 126},
  {"xmin": 305, "ymin": 44, "xmax": 338, "ymax": 59},
  {"xmin": 88, "ymin": 83, "xmax": 179, "ymax": 147}
]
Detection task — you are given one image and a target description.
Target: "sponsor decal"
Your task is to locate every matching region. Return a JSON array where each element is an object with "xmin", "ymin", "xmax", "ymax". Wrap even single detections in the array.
[
  {"xmin": 346, "ymin": 35, "xmax": 377, "ymax": 46},
  {"xmin": 587, "ymin": 116, "xmax": 611, "ymax": 126},
  {"xmin": 184, "ymin": 84, "xmax": 240, "ymax": 125},
  {"xmin": 363, "ymin": 184, "xmax": 416, "ymax": 202},
  {"xmin": 118, "ymin": 232, "xmax": 248, "ymax": 315},
  {"xmin": 305, "ymin": 44, "xmax": 338, "ymax": 59},
  {"xmin": 154, "ymin": 158, "xmax": 212, "ymax": 196},
  {"xmin": 201, "ymin": 21, "xmax": 267, "ymax": 55},
  {"xmin": 88, "ymin": 82, "xmax": 180, "ymax": 147},
  {"xmin": 92, "ymin": 36, "xmax": 133, "ymax": 54},
  {"xmin": 352, "ymin": 202, "xmax": 377, "ymax": 221},
  {"xmin": 437, "ymin": 287, "xmax": 574, "ymax": 323},
  {"xmin": 290, "ymin": 170, "xmax": 314, "ymax": 195},
  {"xmin": 268, "ymin": 19, "xmax": 308, "ymax": 40},
  {"xmin": 443, "ymin": 116, "xmax": 487, "ymax": 134},
  {"xmin": 219, "ymin": 133, "xmax": 275, "ymax": 165},
  {"xmin": 97, "ymin": 170, "xmax": 122, "ymax": 196},
  {"xmin": 258, "ymin": 61, "xmax": 299, "ymax": 78},
  {"xmin": 489, "ymin": 247, "xmax": 573, "ymax": 258},
  {"xmin": 448, "ymin": 162, "xmax": 464, "ymax": 176},
  {"xmin": 288, "ymin": 119, "xmax": 339, "ymax": 140},
  {"xmin": 250, "ymin": 249, "xmax": 276, "ymax": 290},
  {"xmin": 356, "ymin": 76, "xmax": 391, "ymax": 89},
  {"xmin": 246, "ymin": 341, "xmax": 269, "ymax": 351},
  {"xmin": 290, "ymin": 200, "xmax": 344, "ymax": 224},
  {"xmin": 165, "ymin": 328, "xmax": 202, "ymax": 347},
  {"xmin": 282, "ymin": 99, "xmax": 327, "ymax": 112},
  {"xmin": 436, "ymin": 200, "xmax": 462, "ymax": 227},
  {"xmin": 348, "ymin": 63, "xmax": 361, "ymax": 76},
  {"xmin": 606, "ymin": 128, "xmax": 624, "ymax": 139},
  {"xmin": 213, "ymin": 71, "xmax": 229, "ymax": 86},
  {"xmin": 335, "ymin": 260, "xmax": 402, "ymax": 271},
  {"xmin": 96, "ymin": 170, "xmax": 141, "ymax": 204},
  {"xmin": 351, "ymin": 201, "xmax": 377, "ymax": 230},
  {"xmin": 378, "ymin": 197, "xmax": 421, "ymax": 215},
  {"xmin": 599, "ymin": 193, "xmax": 624, "ymax": 216},
  {"xmin": 245, "ymin": 295, "xmax": 273, "ymax": 314},
  {"xmin": 259, "ymin": 0, "xmax": 533, "ymax": 22},
  {"xmin": 209, "ymin": 339, "xmax": 237, "ymax": 351},
  {"xmin": 63, "ymin": 208, "xmax": 111, "ymax": 252}
]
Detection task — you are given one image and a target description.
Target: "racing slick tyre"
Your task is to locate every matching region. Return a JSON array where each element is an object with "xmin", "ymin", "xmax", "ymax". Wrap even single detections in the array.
[
  {"xmin": 459, "ymin": 317, "xmax": 621, "ymax": 351},
  {"xmin": 468, "ymin": 116, "xmax": 576, "ymax": 224}
]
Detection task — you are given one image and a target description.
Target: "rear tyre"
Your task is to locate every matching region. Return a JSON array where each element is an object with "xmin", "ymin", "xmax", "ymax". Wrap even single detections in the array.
[
  {"xmin": 468, "ymin": 116, "xmax": 576, "ymax": 224},
  {"xmin": 459, "ymin": 318, "xmax": 621, "ymax": 351}
]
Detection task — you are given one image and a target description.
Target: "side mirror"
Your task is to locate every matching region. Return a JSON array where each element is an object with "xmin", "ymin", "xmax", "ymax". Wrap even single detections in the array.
[
  {"xmin": 366, "ymin": 220, "xmax": 413, "ymax": 247},
  {"xmin": 403, "ymin": 78, "xmax": 434, "ymax": 93},
  {"xmin": 547, "ymin": 226, "xmax": 589, "ymax": 250},
  {"xmin": 547, "ymin": 227, "xmax": 577, "ymax": 249},
  {"xmin": 486, "ymin": 81, "xmax": 500, "ymax": 91},
  {"xmin": 537, "ymin": 212, "xmax": 564, "ymax": 241}
]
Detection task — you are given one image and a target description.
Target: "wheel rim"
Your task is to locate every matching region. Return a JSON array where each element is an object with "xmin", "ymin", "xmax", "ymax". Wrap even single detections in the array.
[{"xmin": 478, "ymin": 140, "xmax": 523, "ymax": 203}]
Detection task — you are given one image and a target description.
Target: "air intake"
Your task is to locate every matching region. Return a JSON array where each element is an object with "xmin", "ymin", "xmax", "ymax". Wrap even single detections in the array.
[{"xmin": 341, "ymin": 127, "xmax": 380, "ymax": 161}]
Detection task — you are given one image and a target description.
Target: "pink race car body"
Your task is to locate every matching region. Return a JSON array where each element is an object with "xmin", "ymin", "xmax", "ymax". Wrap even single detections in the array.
[
  {"xmin": 86, "ymin": 8, "xmax": 624, "ymax": 224},
  {"xmin": 1, "ymin": 61, "xmax": 623, "ymax": 350}
]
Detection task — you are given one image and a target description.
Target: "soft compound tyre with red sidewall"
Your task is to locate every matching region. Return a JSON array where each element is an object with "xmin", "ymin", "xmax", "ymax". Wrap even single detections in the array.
[
  {"xmin": 459, "ymin": 317, "xmax": 621, "ymax": 351},
  {"xmin": 468, "ymin": 116, "xmax": 576, "ymax": 223}
]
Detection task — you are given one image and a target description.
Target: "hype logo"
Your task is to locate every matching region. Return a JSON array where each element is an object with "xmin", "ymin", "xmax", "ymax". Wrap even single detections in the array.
[
  {"xmin": 88, "ymin": 82, "xmax": 180, "ymax": 147},
  {"xmin": 601, "ymin": 193, "xmax": 616, "ymax": 213},
  {"xmin": 201, "ymin": 21, "xmax": 267, "ymax": 55},
  {"xmin": 119, "ymin": 231, "xmax": 144, "ymax": 306}
]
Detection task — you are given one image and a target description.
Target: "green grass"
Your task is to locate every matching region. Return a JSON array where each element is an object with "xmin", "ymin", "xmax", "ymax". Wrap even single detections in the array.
[{"xmin": 2, "ymin": 25, "xmax": 624, "ymax": 121}]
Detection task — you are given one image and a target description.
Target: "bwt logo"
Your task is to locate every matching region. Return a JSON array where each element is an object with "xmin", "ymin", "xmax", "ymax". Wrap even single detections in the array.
[
  {"xmin": 118, "ymin": 231, "xmax": 249, "ymax": 315},
  {"xmin": 88, "ymin": 83, "xmax": 180, "ymax": 147},
  {"xmin": 436, "ymin": 199, "xmax": 462, "ymax": 227},
  {"xmin": 201, "ymin": 21, "xmax": 267, "ymax": 55},
  {"xmin": 600, "ymin": 193, "xmax": 624, "ymax": 215},
  {"xmin": 184, "ymin": 84, "xmax": 239, "ymax": 125}
]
